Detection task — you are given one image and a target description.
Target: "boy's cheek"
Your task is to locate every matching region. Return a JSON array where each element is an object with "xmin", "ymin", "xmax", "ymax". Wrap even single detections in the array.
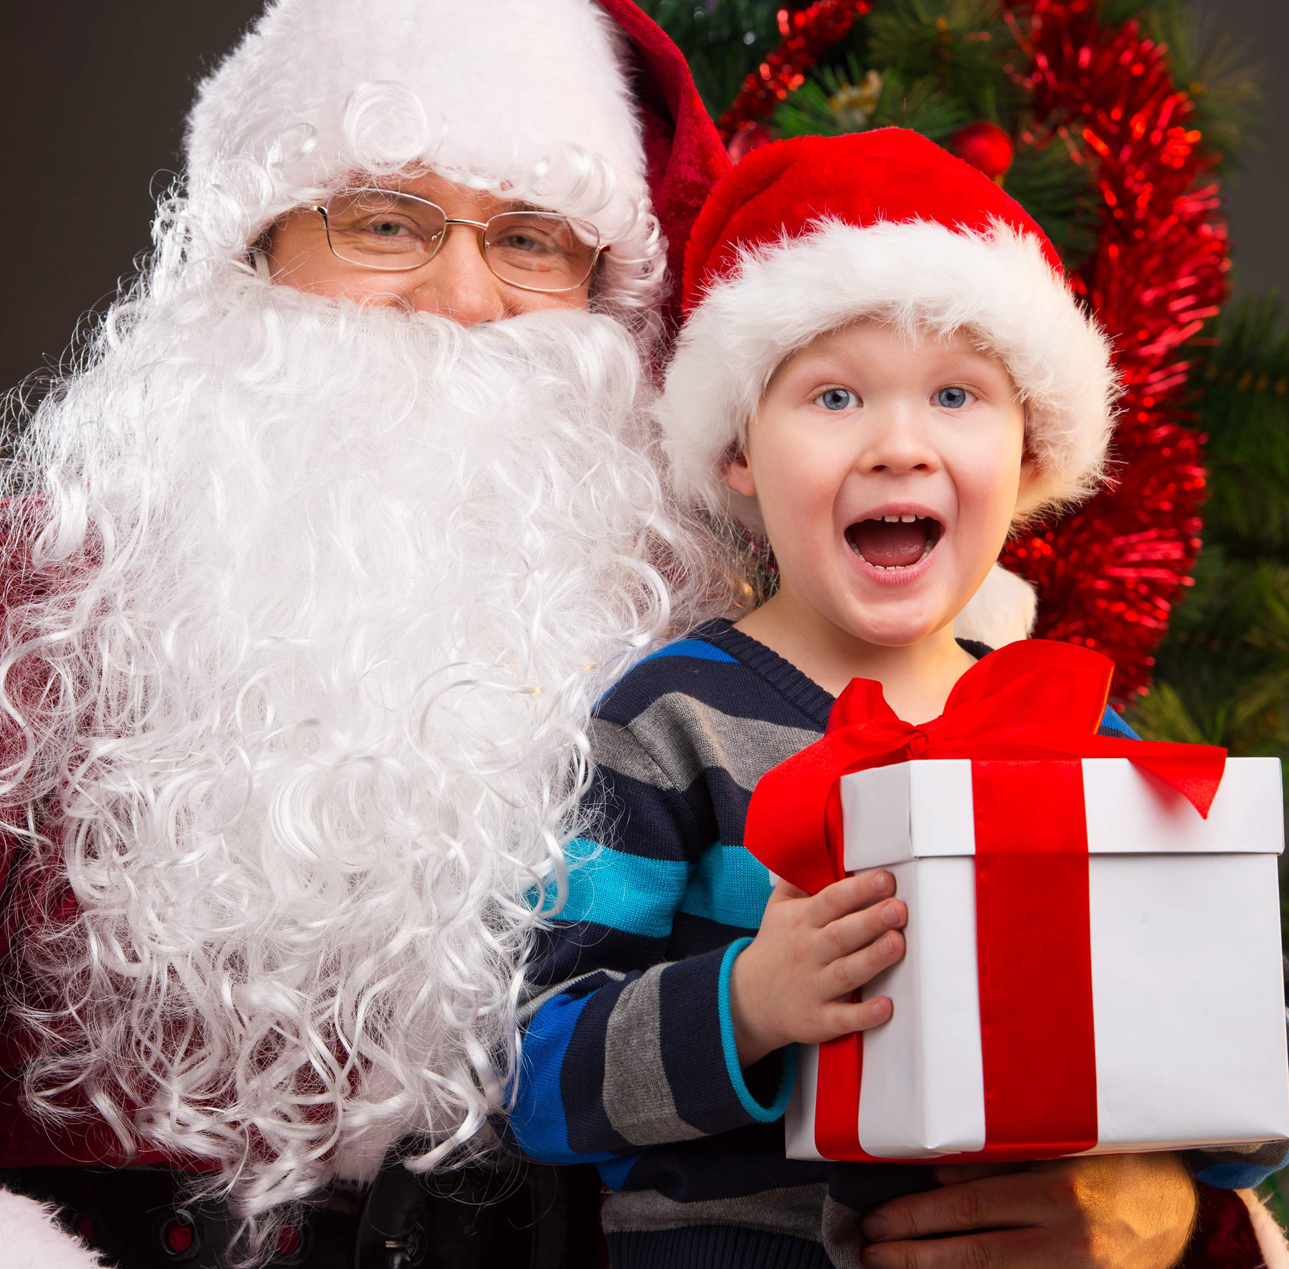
[
  {"xmin": 950, "ymin": 450, "xmax": 1026, "ymax": 531},
  {"xmin": 758, "ymin": 464, "xmax": 849, "ymax": 540}
]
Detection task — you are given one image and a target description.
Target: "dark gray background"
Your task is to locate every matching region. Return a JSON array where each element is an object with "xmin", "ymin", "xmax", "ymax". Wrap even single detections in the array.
[{"xmin": 1, "ymin": 1, "xmax": 1284, "ymax": 397}]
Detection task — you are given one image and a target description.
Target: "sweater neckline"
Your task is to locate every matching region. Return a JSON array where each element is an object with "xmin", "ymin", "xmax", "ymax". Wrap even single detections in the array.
[
  {"xmin": 689, "ymin": 619, "xmax": 837, "ymax": 729},
  {"xmin": 689, "ymin": 619, "xmax": 994, "ymax": 732}
]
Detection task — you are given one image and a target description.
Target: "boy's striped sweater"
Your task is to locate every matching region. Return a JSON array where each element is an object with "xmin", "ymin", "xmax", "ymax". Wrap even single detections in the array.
[{"xmin": 512, "ymin": 619, "xmax": 1289, "ymax": 1269}]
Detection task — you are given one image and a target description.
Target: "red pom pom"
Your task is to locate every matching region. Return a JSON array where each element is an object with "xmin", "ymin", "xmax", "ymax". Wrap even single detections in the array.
[{"xmin": 950, "ymin": 121, "xmax": 1015, "ymax": 181}]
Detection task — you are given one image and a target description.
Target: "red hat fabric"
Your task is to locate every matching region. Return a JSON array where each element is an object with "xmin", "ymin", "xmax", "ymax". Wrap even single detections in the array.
[
  {"xmin": 657, "ymin": 128, "xmax": 1118, "ymax": 523},
  {"xmin": 682, "ymin": 128, "xmax": 1061, "ymax": 311},
  {"xmin": 597, "ymin": 0, "xmax": 732, "ymax": 340}
]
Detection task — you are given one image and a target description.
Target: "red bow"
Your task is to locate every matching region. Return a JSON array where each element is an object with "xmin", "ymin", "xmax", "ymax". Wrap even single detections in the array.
[
  {"xmin": 745, "ymin": 638, "xmax": 1226, "ymax": 897},
  {"xmin": 743, "ymin": 638, "xmax": 1227, "ymax": 1162}
]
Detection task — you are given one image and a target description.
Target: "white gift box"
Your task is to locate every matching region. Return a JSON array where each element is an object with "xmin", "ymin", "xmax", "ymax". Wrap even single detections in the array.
[{"xmin": 785, "ymin": 756, "xmax": 1289, "ymax": 1161}]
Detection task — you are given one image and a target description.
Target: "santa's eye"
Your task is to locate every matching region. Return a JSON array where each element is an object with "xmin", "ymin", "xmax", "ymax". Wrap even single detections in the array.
[
  {"xmin": 936, "ymin": 386, "xmax": 975, "ymax": 409},
  {"xmin": 815, "ymin": 387, "xmax": 859, "ymax": 412}
]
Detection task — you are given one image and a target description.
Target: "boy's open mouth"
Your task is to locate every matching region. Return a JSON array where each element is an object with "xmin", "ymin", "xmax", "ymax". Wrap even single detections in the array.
[{"xmin": 845, "ymin": 514, "xmax": 943, "ymax": 570}]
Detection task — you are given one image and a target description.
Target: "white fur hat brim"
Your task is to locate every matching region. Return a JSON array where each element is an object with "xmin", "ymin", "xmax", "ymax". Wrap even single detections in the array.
[
  {"xmin": 0, "ymin": 1190, "xmax": 108, "ymax": 1268},
  {"xmin": 658, "ymin": 218, "xmax": 1119, "ymax": 521}
]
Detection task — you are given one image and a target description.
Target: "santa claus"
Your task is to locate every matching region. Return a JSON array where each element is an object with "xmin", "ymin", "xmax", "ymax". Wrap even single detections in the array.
[{"xmin": 0, "ymin": 0, "xmax": 729, "ymax": 1262}]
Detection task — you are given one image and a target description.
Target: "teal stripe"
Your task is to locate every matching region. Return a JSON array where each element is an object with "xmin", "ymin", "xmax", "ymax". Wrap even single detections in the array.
[
  {"xmin": 679, "ymin": 842, "xmax": 773, "ymax": 930},
  {"xmin": 549, "ymin": 838, "xmax": 690, "ymax": 939},
  {"xmin": 717, "ymin": 938, "xmax": 797, "ymax": 1122}
]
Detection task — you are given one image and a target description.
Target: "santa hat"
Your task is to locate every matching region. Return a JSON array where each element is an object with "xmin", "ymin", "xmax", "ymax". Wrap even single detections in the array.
[
  {"xmin": 182, "ymin": 0, "xmax": 728, "ymax": 329},
  {"xmin": 658, "ymin": 129, "xmax": 1118, "ymax": 520}
]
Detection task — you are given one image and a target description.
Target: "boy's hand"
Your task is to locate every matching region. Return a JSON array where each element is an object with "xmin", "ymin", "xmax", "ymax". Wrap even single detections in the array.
[{"xmin": 730, "ymin": 869, "xmax": 907, "ymax": 1067}]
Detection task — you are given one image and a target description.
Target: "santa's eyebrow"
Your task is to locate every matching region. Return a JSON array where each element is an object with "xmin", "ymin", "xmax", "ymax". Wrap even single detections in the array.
[{"xmin": 499, "ymin": 199, "xmax": 549, "ymax": 215}]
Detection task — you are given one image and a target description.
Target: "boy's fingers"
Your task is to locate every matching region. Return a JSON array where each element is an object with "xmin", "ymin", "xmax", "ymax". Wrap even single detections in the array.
[
  {"xmin": 809, "ymin": 869, "xmax": 895, "ymax": 925},
  {"xmin": 826, "ymin": 994, "xmax": 892, "ymax": 1035},
  {"xmin": 817, "ymin": 900, "xmax": 906, "ymax": 962},
  {"xmin": 826, "ymin": 930, "xmax": 905, "ymax": 995}
]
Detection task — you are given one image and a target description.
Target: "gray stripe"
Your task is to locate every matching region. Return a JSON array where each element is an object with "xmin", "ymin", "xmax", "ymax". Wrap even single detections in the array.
[
  {"xmin": 602, "ymin": 965, "xmax": 706, "ymax": 1146},
  {"xmin": 821, "ymin": 1195, "xmax": 868, "ymax": 1269},
  {"xmin": 589, "ymin": 716, "xmax": 674, "ymax": 788},
  {"xmin": 601, "ymin": 1183, "xmax": 829, "ymax": 1243},
  {"xmin": 517, "ymin": 967, "xmax": 627, "ymax": 1029},
  {"xmin": 594, "ymin": 693, "xmax": 818, "ymax": 798}
]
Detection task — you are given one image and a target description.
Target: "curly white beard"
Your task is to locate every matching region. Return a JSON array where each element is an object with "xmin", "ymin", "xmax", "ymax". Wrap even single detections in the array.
[{"xmin": 0, "ymin": 274, "xmax": 687, "ymax": 1222}]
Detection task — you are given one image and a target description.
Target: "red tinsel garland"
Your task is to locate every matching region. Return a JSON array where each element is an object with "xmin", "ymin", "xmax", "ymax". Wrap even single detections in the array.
[
  {"xmin": 716, "ymin": 0, "xmax": 1226, "ymax": 700},
  {"xmin": 717, "ymin": 1, "xmax": 872, "ymax": 141},
  {"xmin": 999, "ymin": 0, "xmax": 1223, "ymax": 698}
]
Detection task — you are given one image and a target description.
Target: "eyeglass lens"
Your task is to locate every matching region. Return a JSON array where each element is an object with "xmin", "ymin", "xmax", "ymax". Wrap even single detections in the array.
[{"xmin": 321, "ymin": 189, "xmax": 600, "ymax": 291}]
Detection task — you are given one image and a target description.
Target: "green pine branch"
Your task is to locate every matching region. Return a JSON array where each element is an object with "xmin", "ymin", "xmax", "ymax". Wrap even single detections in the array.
[
  {"xmin": 774, "ymin": 57, "xmax": 971, "ymax": 142},
  {"xmin": 1002, "ymin": 135, "xmax": 1100, "ymax": 270},
  {"xmin": 1191, "ymin": 296, "xmax": 1289, "ymax": 561},
  {"xmin": 632, "ymin": 0, "xmax": 781, "ymax": 121},
  {"xmin": 1129, "ymin": 298, "xmax": 1289, "ymax": 777},
  {"xmin": 865, "ymin": 0, "xmax": 1023, "ymax": 122}
]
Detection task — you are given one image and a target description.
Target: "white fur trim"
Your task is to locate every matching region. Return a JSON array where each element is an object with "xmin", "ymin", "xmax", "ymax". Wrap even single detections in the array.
[
  {"xmin": 182, "ymin": 0, "xmax": 663, "ymax": 307},
  {"xmin": 0, "ymin": 1190, "xmax": 109, "ymax": 1269},
  {"xmin": 1240, "ymin": 1188, "xmax": 1289, "ymax": 1268},
  {"xmin": 658, "ymin": 219, "xmax": 1118, "ymax": 519},
  {"xmin": 953, "ymin": 563, "xmax": 1036, "ymax": 648}
]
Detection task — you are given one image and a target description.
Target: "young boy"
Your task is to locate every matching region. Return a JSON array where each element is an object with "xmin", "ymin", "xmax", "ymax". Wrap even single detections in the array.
[{"xmin": 511, "ymin": 130, "xmax": 1289, "ymax": 1269}]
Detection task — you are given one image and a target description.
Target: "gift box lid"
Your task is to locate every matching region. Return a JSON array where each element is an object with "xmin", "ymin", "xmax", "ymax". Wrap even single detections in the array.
[{"xmin": 842, "ymin": 757, "xmax": 1285, "ymax": 872}]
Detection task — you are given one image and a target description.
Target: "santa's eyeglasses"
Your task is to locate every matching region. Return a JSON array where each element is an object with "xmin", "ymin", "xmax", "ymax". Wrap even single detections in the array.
[{"xmin": 310, "ymin": 188, "xmax": 608, "ymax": 293}]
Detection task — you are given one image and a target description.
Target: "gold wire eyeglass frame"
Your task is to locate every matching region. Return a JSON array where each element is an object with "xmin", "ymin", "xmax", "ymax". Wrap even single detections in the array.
[{"xmin": 310, "ymin": 190, "xmax": 609, "ymax": 295}]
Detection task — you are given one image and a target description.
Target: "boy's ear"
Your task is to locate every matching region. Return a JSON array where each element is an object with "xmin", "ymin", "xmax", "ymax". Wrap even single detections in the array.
[
  {"xmin": 723, "ymin": 448, "xmax": 757, "ymax": 500},
  {"xmin": 1017, "ymin": 453, "xmax": 1042, "ymax": 503}
]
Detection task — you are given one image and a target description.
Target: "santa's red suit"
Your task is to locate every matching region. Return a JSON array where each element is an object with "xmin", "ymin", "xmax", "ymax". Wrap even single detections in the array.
[{"xmin": 0, "ymin": 2, "xmax": 1281, "ymax": 1266}]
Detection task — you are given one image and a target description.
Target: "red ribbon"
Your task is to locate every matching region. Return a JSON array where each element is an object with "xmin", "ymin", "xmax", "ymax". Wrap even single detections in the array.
[{"xmin": 743, "ymin": 639, "xmax": 1226, "ymax": 1162}]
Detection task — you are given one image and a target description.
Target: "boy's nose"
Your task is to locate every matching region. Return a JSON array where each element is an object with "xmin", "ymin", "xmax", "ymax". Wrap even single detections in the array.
[{"xmin": 856, "ymin": 408, "xmax": 939, "ymax": 475}]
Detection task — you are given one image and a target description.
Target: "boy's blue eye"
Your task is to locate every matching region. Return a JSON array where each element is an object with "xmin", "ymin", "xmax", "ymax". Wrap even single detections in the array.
[
  {"xmin": 816, "ymin": 387, "xmax": 858, "ymax": 412},
  {"xmin": 936, "ymin": 386, "xmax": 971, "ymax": 409}
]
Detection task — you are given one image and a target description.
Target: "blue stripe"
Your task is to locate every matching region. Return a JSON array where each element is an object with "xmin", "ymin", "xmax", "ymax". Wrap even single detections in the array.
[
  {"xmin": 549, "ymin": 838, "xmax": 690, "ymax": 939},
  {"xmin": 1097, "ymin": 707, "xmax": 1140, "ymax": 740},
  {"xmin": 1193, "ymin": 1156, "xmax": 1289, "ymax": 1190},
  {"xmin": 597, "ymin": 1152, "xmax": 643, "ymax": 1191},
  {"xmin": 511, "ymin": 992, "xmax": 618, "ymax": 1164},
  {"xmin": 680, "ymin": 843, "xmax": 773, "ymax": 930},
  {"xmin": 716, "ymin": 939, "xmax": 797, "ymax": 1123},
  {"xmin": 640, "ymin": 638, "xmax": 738, "ymax": 665}
]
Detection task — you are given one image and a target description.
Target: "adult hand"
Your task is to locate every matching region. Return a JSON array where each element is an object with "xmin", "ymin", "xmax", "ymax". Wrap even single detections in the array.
[{"xmin": 859, "ymin": 1153, "xmax": 1198, "ymax": 1269}]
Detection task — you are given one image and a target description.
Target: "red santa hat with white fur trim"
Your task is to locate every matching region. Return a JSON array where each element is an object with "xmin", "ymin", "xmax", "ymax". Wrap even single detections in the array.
[
  {"xmin": 181, "ymin": 0, "xmax": 728, "ymax": 334},
  {"xmin": 656, "ymin": 128, "xmax": 1120, "ymax": 645}
]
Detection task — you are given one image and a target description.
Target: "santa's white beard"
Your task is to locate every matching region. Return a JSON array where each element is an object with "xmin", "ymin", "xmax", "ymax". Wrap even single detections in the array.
[{"xmin": 1, "ymin": 276, "xmax": 678, "ymax": 1221}]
